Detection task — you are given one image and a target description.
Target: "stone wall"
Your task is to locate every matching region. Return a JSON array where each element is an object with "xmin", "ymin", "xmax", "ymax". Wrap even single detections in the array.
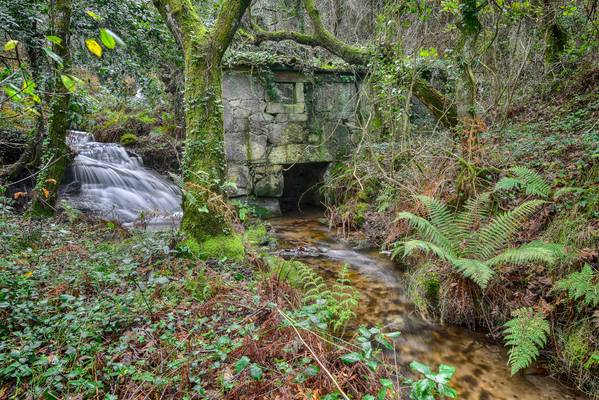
[{"xmin": 223, "ymin": 68, "xmax": 363, "ymax": 214}]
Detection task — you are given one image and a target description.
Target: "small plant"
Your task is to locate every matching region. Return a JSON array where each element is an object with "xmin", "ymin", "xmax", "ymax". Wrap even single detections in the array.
[
  {"xmin": 495, "ymin": 166, "xmax": 552, "ymax": 198},
  {"xmin": 503, "ymin": 307, "xmax": 550, "ymax": 375},
  {"xmin": 405, "ymin": 361, "xmax": 457, "ymax": 399},
  {"xmin": 554, "ymin": 264, "xmax": 599, "ymax": 307},
  {"xmin": 340, "ymin": 326, "xmax": 400, "ymax": 372},
  {"xmin": 293, "ymin": 263, "xmax": 360, "ymax": 333},
  {"xmin": 393, "ymin": 194, "xmax": 564, "ymax": 289},
  {"xmin": 120, "ymin": 132, "xmax": 138, "ymax": 146}
]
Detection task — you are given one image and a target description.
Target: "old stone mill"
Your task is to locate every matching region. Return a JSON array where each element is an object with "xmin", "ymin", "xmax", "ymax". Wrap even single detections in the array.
[{"xmin": 222, "ymin": 66, "xmax": 364, "ymax": 215}]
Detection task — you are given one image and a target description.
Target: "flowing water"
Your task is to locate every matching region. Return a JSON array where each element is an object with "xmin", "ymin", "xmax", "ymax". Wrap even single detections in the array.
[
  {"xmin": 270, "ymin": 214, "xmax": 587, "ymax": 400},
  {"xmin": 61, "ymin": 131, "xmax": 182, "ymax": 227}
]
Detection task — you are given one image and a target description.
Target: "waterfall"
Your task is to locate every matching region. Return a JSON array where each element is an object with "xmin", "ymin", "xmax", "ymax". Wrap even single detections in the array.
[{"xmin": 61, "ymin": 130, "xmax": 182, "ymax": 227}]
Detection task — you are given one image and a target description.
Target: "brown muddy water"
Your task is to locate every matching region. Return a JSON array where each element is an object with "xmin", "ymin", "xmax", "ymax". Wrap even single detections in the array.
[{"xmin": 270, "ymin": 214, "xmax": 588, "ymax": 400}]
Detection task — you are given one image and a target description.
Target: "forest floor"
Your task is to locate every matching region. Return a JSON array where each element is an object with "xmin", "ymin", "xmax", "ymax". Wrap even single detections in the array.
[{"xmin": 0, "ymin": 212, "xmax": 406, "ymax": 400}]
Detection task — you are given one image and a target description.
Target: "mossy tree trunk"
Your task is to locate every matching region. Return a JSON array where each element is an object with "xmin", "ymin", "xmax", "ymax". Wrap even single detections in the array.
[
  {"xmin": 30, "ymin": 0, "xmax": 72, "ymax": 216},
  {"xmin": 153, "ymin": 0, "xmax": 250, "ymax": 242}
]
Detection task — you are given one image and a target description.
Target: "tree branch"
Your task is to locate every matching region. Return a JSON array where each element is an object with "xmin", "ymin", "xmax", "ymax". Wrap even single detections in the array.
[{"xmin": 250, "ymin": 0, "xmax": 458, "ymax": 128}]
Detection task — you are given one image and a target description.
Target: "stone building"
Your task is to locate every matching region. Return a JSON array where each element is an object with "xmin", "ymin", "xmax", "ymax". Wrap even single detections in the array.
[{"xmin": 223, "ymin": 66, "xmax": 364, "ymax": 215}]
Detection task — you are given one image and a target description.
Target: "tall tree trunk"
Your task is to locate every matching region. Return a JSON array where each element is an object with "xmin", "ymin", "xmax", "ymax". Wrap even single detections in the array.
[
  {"xmin": 30, "ymin": 0, "xmax": 72, "ymax": 215},
  {"xmin": 153, "ymin": 0, "xmax": 250, "ymax": 242},
  {"xmin": 179, "ymin": 50, "xmax": 229, "ymax": 240}
]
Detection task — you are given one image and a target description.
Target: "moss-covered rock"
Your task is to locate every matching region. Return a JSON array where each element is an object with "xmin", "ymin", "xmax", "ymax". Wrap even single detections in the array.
[{"xmin": 182, "ymin": 234, "xmax": 245, "ymax": 262}]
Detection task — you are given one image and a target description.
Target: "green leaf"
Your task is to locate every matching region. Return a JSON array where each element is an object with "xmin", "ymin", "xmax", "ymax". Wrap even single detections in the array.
[
  {"xmin": 43, "ymin": 47, "xmax": 64, "ymax": 65},
  {"xmin": 99, "ymin": 29, "xmax": 116, "ymax": 49},
  {"xmin": 362, "ymin": 396, "xmax": 375, "ymax": 400},
  {"xmin": 85, "ymin": 10, "xmax": 103, "ymax": 20},
  {"xmin": 304, "ymin": 365, "xmax": 319, "ymax": 377},
  {"xmin": 436, "ymin": 364, "xmax": 456, "ymax": 382},
  {"xmin": 4, "ymin": 39, "xmax": 18, "ymax": 51},
  {"xmin": 249, "ymin": 363, "xmax": 263, "ymax": 380},
  {"xmin": 379, "ymin": 378, "xmax": 394, "ymax": 388},
  {"xmin": 234, "ymin": 356, "xmax": 250, "ymax": 373},
  {"xmin": 85, "ymin": 39, "xmax": 103, "ymax": 57},
  {"xmin": 409, "ymin": 360, "xmax": 432, "ymax": 376},
  {"xmin": 340, "ymin": 352, "xmax": 362, "ymax": 364},
  {"xmin": 101, "ymin": 28, "xmax": 125, "ymax": 48},
  {"xmin": 46, "ymin": 35, "xmax": 62, "ymax": 45},
  {"xmin": 61, "ymin": 75, "xmax": 76, "ymax": 93}
]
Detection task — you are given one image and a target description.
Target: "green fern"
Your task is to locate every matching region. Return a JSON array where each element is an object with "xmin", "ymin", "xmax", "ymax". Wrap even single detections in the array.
[
  {"xmin": 554, "ymin": 264, "xmax": 599, "ymax": 307},
  {"xmin": 393, "ymin": 194, "xmax": 562, "ymax": 290},
  {"xmin": 495, "ymin": 166, "xmax": 552, "ymax": 198},
  {"xmin": 294, "ymin": 263, "xmax": 360, "ymax": 333},
  {"xmin": 296, "ymin": 262, "xmax": 330, "ymax": 303},
  {"xmin": 503, "ymin": 307, "xmax": 550, "ymax": 375},
  {"xmin": 330, "ymin": 264, "xmax": 360, "ymax": 333}
]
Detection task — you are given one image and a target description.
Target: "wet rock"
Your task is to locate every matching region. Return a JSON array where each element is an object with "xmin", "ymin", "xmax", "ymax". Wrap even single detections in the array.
[{"xmin": 277, "ymin": 246, "xmax": 320, "ymax": 258}]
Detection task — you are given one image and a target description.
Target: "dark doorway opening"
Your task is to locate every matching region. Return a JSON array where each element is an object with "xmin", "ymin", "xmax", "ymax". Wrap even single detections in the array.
[{"xmin": 280, "ymin": 162, "xmax": 329, "ymax": 213}]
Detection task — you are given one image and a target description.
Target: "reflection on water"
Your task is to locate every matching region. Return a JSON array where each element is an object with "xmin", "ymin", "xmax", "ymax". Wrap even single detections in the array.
[{"xmin": 271, "ymin": 214, "xmax": 587, "ymax": 400}]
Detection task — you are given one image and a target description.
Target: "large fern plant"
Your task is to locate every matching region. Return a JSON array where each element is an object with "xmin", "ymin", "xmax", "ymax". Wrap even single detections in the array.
[{"xmin": 392, "ymin": 194, "xmax": 564, "ymax": 289}]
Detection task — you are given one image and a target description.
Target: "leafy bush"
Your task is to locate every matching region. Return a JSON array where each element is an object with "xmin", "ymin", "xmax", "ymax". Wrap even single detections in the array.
[
  {"xmin": 503, "ymin": 307, "xmax": 550, "ymax": 375},
  {"xmin": 393, "ymin": 193, "xmax": 564, "ymax": 289}
]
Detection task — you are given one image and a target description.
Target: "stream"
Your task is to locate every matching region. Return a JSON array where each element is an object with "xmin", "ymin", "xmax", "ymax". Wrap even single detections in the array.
[
  {"xmin": 59, "ymin": 132, "xmax": 587, "ymax": 399},
  {"xmin": 270, "ymin": 214, "xmax": 587, "ymax": 400}
]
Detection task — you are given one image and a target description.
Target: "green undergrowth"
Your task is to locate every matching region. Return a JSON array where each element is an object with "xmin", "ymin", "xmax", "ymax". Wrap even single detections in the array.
[{"xmin": 0, "ymin": 212, "xmax": 436, "ymax": 399}]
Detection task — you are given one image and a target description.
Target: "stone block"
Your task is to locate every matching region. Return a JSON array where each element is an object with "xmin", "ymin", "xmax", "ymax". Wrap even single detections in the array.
[
  {"xmin": 225, "ymin": 133, "xmax": 248, "ymax": 162},
  {"xmin": 266, "ymin": 102, "xmax": 305, "ymax": 114},
  {"xmin": 248, "ymin": 133, "xmax": 267, "ymax": 161},
  {"xmin": 268, "ymin": 144, "xmax": 333, "ymax": 164},
  {"xmin": 274, "ymin": 113, "xmax": 308, "ymax": 123},
  {"xmin": 225, "ymin": 164, "xmax": 251, "ymax": 197},
  {"xmin": 252, "ymin": 165, "xmax": 284, "ymax": 197},
  {"xmin": 267, "ymin": 123, "xmax": 309, "ymax": 145},
  {"xmin": 223, "ymin": 74, "xmax": 264, "ymax": 100},
  {"xmin": 294, "ymin": 82, "xmax": 305, "ymax": 103}
]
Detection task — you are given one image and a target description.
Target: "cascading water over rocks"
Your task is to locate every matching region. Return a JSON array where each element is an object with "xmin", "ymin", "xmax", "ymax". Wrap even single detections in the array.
[{"xmin": 61, "ymin": 131, "xmax": 182, "ymax": 226}]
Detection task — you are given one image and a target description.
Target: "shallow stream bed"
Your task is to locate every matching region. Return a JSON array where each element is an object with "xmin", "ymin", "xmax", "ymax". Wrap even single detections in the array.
[{"xmin": 270, "ymin": 214, "xmax": 587, "ymax": 400}]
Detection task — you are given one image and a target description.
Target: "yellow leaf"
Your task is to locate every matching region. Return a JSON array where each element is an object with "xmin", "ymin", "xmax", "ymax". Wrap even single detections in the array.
[
  {"xmin": 42, "ymin": 188, "xmax": 50, "ymax": 199},
  {"xmin": 85, "ymin": 39, "xmax": 102, "ymax": 57},
  {"xmin": 23, "ymin": 271, "xmax": 33, "ymax": 278},
  {"xmin": 3, "ymin": 39, "xmax": 18, "ymax": 51}
]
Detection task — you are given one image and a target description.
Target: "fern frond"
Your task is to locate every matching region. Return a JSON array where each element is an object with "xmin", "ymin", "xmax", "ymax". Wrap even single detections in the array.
[
  {"xmin": 401, "ymin": 240, "xmax": 457, "ymax": 263},
  {"xmin": 503, "ymin": 307, "xmax": 550, "ymax": 375},
  {"xmin": 396, "ymin": 212, "xmax": 454, "ymax": 253},
  {"xmin": 452, "ymin": 258, "xmax": 494, "ymax": 289},
  {"xmin": 487, "ymin": 241, "xmax": 565, "ymax": 267},
  {"xmin": 468, "ymin": 200, "xmax": 546, "ymax": 260},
  {"xmin": 416, "ymin": 195, "xmax": 462, "ymax": 250},
  {"xmin": 455, "ymin": 191, "xmax": 491, "ymax": 236},
  {"xmin": 495, "ymin": 177, "xmax": 522, "ymax": 192},
  {"xmin": 401, "ymin": 240, "xmax": 493, "ymax": 288},
  {"xmin": 554, "ymin": 264, "xmax": 599, "ymax": 307},
  {"xmin": 510, "ymin": 166, "xmax": 551, "ymax": 198}
]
